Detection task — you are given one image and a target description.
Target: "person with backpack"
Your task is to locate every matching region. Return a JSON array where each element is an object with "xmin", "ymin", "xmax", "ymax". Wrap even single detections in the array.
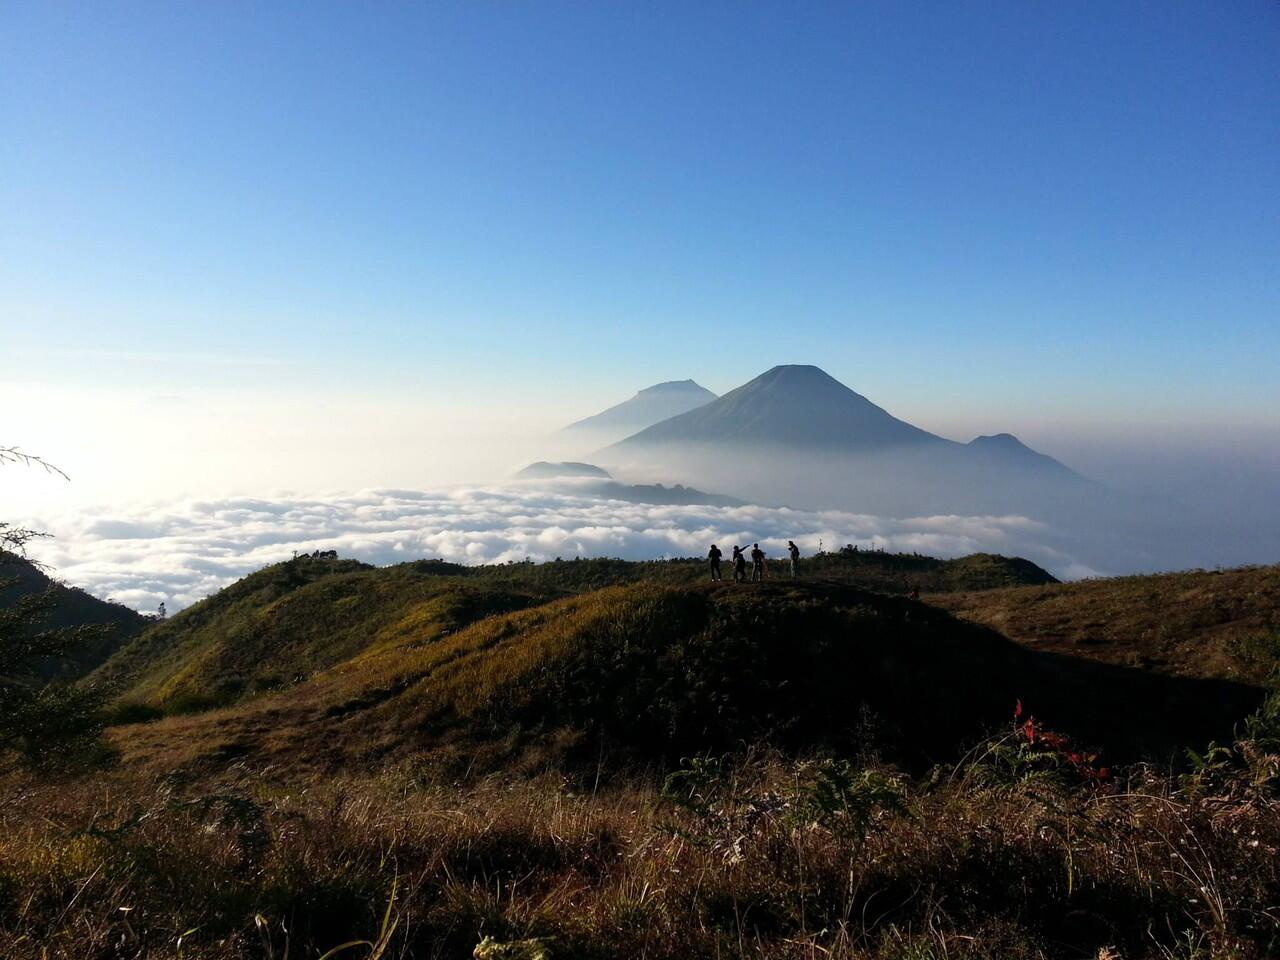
[
  {"xmin": 732, "ymin": 545, "xmax": 747, "ymax": 582},
  {"xmin": 787, "ymin": 540, "xmax": 800, "ymax": 578},
  {"xmin": 750, "ymin": 543, "xmax": 766, "ymax": 581},
  {"xmin": 708, "ymin": 543, "xmax": 723, "ymax": 581}
]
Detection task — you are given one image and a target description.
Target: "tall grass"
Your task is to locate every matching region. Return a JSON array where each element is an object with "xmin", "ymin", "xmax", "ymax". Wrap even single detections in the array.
[{"xmin": 1, "ymin": 736, "xmax": 1275, "ymax": 959}]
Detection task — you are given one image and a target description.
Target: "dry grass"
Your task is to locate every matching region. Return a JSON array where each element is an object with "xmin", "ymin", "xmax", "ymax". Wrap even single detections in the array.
[
  {"xmin": 933, "ymin": 566, "xmax": 1280, "ymax": 684},
  {"xmin": 1, "ymin": 744, "xmax": 1276, "ymax": 960},
  {"xmin": 6, "ymin": 562, "xmax": 1277, "ymax": 957}
]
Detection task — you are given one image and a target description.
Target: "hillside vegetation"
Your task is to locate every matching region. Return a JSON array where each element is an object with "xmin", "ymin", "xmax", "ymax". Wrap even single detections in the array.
[
  {"xmin": 934, "ymin": 564, "xmax": 1280, "ymax": 685},
  {"xmin": 100, "ymin": 576, "xmax": 1263, "ymax": 779},
  {"xmin": 3, "ymin": 556, "xmax": 1279, "ymax": 958},
  {"xmin": 92, "ymin": 551, "xmax": 1056, "ymax": 717}
]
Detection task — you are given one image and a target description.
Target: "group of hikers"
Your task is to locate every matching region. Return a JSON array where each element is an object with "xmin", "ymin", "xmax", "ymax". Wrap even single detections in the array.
[{"xmin": 706, "ymin": 540, "xmax": 801, "ymax": 582}]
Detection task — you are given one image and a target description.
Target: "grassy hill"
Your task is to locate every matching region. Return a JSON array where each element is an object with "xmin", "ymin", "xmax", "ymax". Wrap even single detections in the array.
[
  {"xmin": 933, "ymin": 564, "xmax": 1280, "ymax": 685},
  {"xmin": 92, "ymin": 551, "xmax": 1057, "ymax": 718},
  {"xmin": 89, "ymin": 553, "xmax": 1275, "ymax": 779},
  {"xmin": 6, "ymin": 558, "xmax": 1279, "ymax": 959},
  {"xmin": 103, "ymin": 575, "xmax": 1263, "ymax": 779},
  {"xmin": 92, "ymin": 556, "xmax": 555, "ymax": 715},
  {"xmin": 804, "ymin": 548, "xmax": 1058, "ymax": 592}
]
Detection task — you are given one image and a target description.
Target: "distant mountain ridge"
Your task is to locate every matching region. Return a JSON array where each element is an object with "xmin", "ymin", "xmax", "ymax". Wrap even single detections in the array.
[
  {"xmin": 965, "ymin": 432, "xmax": 1080, "ymax": 477},
  {"xmin": 513, "ymin": 462, "xmax": 743, "ymax": 506},
  {"xmin": 611, "ymin": 365, "xmax": 944, "ymax": 451},
  {"xmin": 563, "ymin": 379, "xmax": 717, "ymax": 442},
  {"xmin": 605, "ymin": 364, "xmax": 1077, "ymax": 476},
  {"xmin": 594, "ymin": 364, "xmax": 1088, "ymax": 524},
  {"xmin": 516, "ymin": 461, "xmax": 612, "ymax": 480}
]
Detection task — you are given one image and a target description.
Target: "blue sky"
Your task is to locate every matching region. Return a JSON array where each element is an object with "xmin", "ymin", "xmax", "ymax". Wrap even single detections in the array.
[{"xmin": 3, "ymin": 2, "xmax": 1278, "ymax": 435}]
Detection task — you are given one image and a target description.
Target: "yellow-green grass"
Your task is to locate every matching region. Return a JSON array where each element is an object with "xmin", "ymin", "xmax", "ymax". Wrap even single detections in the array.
[
  {"xmin": 100, "ymin": 578, "xmax": 1266, "ymax": 782},
  {"xmin": 933, "ymin": 564, "xmax": 1280, "ymax": 685}
]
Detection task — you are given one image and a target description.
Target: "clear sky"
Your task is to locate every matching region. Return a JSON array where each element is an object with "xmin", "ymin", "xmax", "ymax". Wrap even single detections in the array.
[{"xmin": 3, "ymin": 2, "xmax": 1279, "ymax": 506}]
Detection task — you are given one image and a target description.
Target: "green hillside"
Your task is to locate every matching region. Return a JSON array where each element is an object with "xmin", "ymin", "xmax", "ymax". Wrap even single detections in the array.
[
  {"xmin": 10, "ymin": 558, "xmax": 1280, "ymax": 959},
  {"xmin": 93, "ymin": 551, "xmax": 1057, "ymax": 717},
  {"xmin": 93, "ymin": 556, "xmax": 548, "ymax": 714},
  {"xmin": 106, "ymin": 575, "xmax": 1262, "ymax": 777}
]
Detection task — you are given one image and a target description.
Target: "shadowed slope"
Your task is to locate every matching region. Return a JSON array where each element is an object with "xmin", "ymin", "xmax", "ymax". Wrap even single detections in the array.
[
  {"xmin": 107, "ymin": 578, "xmax": 1263, "ymax": 778},
  {"xmin": 92, "ymin": 551, "xmax": 1057, "ymax": 717},
  {"xmin": 0, "ymin": 550, "xmax": 147, "ymax": 680}
]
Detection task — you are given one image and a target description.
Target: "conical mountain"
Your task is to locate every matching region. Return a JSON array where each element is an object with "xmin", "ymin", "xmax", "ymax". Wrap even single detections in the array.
[
  {"xmin": 966, "ymin": 433, "xmax": 1079, "ymax": 478},
  {"xmin": 610, "ymin": 365, "xmax": 946, "ymax": 450},
  {"xmin": 563, "ymin": 379, "xmax": 717, "ymax": 442}
]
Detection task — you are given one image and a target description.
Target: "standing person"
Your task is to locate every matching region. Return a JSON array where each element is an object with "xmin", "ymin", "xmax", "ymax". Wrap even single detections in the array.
[
  {"xmin": 750, "ymin": 543, "xmax": 766, "ymax": 581},
  {"xmin": 707, "ymin": 543, "xmax": 723, "ymax": 581},
  {"xmin": 787, "ymin": 540, "xmax": 800, "ymax": 578},
  {"xmin": 732, "ymin": 545, "xmax": 747, "ymax": 582}
]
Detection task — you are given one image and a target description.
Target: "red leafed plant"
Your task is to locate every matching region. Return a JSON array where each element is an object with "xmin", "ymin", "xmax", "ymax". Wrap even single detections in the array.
[{"xmin": 1013, "ymin": 699, "xmax": 1110, "ymax": 785}]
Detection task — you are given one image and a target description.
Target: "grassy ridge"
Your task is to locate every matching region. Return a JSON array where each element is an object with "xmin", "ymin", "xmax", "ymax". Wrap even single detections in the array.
[
  {"xmin": 3, "ymin": 559, "xmax": 1279, "ymax": 957},
  {"xmin": 92, "ymin": 551, "xmax": 1056, "ymax": 716},
  {"xmin": 935, "ymin": 564, "xmax": 1280, "ymax": 684},
  {"xmin": 99, "ymin": 578, "xmax": 1264, "ymax": 781}
]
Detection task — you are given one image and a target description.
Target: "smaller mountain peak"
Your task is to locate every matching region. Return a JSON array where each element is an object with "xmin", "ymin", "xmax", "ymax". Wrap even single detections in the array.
[
  {"xmin": 970, "ymin": 432, "xmax": 1025, "ymax": 447},
  {"xmin": 637, "ymin": 379, "xmax": 708, "ymax": 394}
]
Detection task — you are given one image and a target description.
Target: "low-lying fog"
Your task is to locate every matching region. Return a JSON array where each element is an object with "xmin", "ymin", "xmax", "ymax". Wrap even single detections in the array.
[{"xmin": 19, "ymin": 484, "xmax": 1084, "ymax": 613}]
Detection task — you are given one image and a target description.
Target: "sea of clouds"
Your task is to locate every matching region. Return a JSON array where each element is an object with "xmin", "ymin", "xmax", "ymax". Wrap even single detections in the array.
[{"xmin": 21, "ymin": 482, "xmax": 1097, "ymax": 612}]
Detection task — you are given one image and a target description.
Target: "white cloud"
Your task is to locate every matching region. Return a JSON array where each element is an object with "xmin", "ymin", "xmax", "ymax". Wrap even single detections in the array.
[{"xmin": 19, "ymin": 485, "xmax": 1084, "ymax": 613}]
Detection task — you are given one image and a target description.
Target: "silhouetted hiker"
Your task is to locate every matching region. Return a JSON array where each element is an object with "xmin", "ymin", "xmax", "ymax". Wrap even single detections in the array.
[
  {"xmin": 909, "ymin": 588, "xmax": 920, "ymax": 601},
  {"xmin": 732, "ymin": 546, "xmax": 747, "ymax": 582},
  {"xmin": 708, "ymin": 544, "xmax": 723, "ymax": 581},
  {"xmin": 787, "ymin": 540, "xmax": 800, "ymax": 578},
  {"xmin": 750, "ymin": 543, "xmax": 765, "ymax": 581}
]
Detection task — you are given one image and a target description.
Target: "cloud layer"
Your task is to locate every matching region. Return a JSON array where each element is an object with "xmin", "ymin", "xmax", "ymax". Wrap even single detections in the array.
[{"xmin": 23, "ymin": 483, "xmax": 1092, "ymax": 612}]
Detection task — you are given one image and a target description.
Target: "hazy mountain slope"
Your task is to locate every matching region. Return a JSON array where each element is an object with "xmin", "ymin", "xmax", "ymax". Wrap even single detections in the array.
[
  {"xmin": 611, "ymin": 365, "xmax": 944, "ymax": 450},
  {"xmin": 965, "ymin": 432, "xmax": 1080, "ymax": 478},
  {"xmin": 592, "ymin": 481, "xmax": 745, "ymax": 506},
  {"xmin": 515, "ymin": 461, "xmax": 611, "ymax": 479},
  {"xmin": 563, "ymin": 379, "xmax": 717, "ymax": 442},
  {"xmin": 599, "ymin": 364, "xmax": 1097, "ymax": 537},
  {"xmin": 0, "ymin": 551, "xmax": 147, "ymax": 680}
]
